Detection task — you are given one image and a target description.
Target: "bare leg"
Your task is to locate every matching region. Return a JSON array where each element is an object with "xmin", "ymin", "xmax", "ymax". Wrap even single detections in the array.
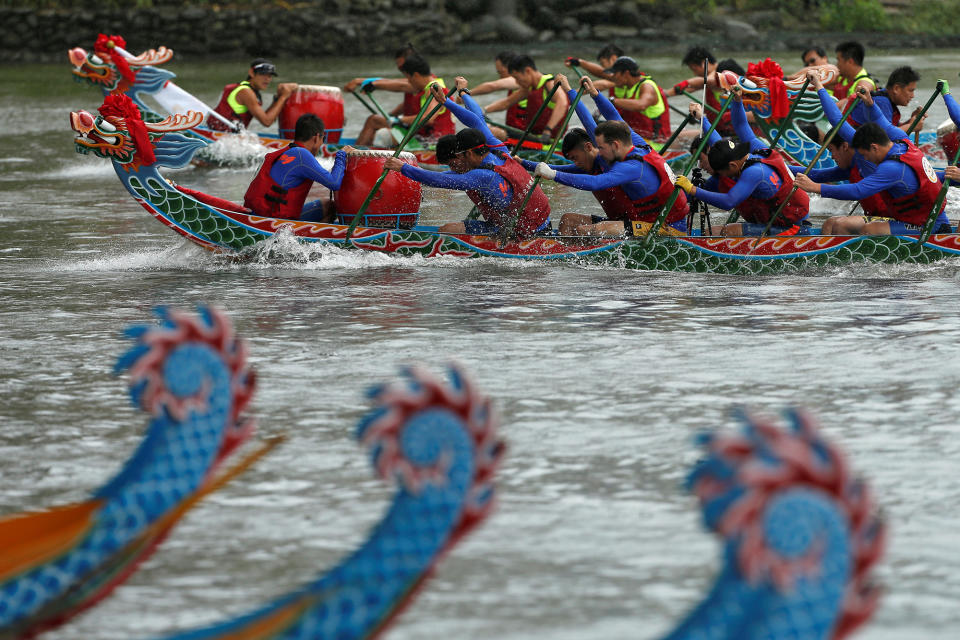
[
  {"xmin": 439, "ymin": 222, "xmax": 466, "ymax": 234},
  {"xmin": 861, "ymin": 220, "xmax": 892, "ymax": 235},
  {"xmin": 574, "ymin": 221, "xmax": 628, "ymax": 237},
  {"xmin": 721, "ymin": 223, "xmax": 744, "ymax": 236},
  {"xmin": 356, "ymin": 114, "xmax": 388, "ymax": 146},
  {"xmin": 559, "ymin": 213, "xmax": 592, "ymax": 235},
  {"xmin": 489, "ymin": 125, "xmax": 508, "ymax": 142},
  {"xmin": 823, "ymin": 215, "xmax": 867, "ymax": 235}
]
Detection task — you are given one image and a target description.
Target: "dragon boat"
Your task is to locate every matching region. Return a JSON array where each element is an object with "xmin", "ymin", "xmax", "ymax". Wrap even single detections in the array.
[
  {"xmin": 68, "ymin": 36, "xmax": 568, "ymax": 169},
  {"xmin": 71, "ymin": 96, "xmax": 960, "ymax": 275}
]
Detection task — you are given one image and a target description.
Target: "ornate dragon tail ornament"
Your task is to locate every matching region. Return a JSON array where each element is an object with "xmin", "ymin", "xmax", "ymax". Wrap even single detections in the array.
[
  {"xmin": 71, "ymin": 94, "xmax": 207, "ymax": 169},
  {"xmin": 666, "ymin": 408, "xmax": 885, "ymax": 640},
  {"xmin": 154, "ymin": 364, "xmax": 504, "ymax": 640},
  {"xmin": 0, "ymin": 307, "xmax": 272, "ymax": 638}
]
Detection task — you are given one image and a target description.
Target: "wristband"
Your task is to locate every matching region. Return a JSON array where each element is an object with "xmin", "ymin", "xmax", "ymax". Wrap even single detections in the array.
[
  {"xmin": 673, "ymin": 80, "xmax": 690, "ymax": 93},
  {"xmin": 361, "ymin": 77, "xmax": 382, "ymax": 90}
]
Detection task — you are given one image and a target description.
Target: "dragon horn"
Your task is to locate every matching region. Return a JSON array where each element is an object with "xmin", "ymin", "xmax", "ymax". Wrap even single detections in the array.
[
  {"xmin": 145, "ymin": 111, "xmax": 205, "ymax": 133},
  {"xmin": 124, "ymin": 46, "xmax": 174, "ymax": 67}
]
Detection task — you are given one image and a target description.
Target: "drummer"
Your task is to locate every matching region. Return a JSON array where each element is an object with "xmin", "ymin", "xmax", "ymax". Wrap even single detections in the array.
[
  {"xmin": 352, "ymin": 55, "xmax": 454, "ymax": 147},
  {"xmin": 383, "ymin": 79, "xmax": 551, "ymax": 240},
  {"xmin": 207, "ymin": 58, "xmax": 298, "ymax": 132},
  {"xmin": 243, "ymin": 114, "xmax": 351, "ymax": 222}
]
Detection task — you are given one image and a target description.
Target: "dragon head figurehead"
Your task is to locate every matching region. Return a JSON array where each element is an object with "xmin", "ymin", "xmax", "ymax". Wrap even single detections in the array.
[
  {"xmin": 71, "ymin": 94, "xmax": 206, "ymax": 168},
  {"xmin": 69, "ymin": 34, "xmax": 173, "ymax": 94},
  {"xmin": 714, "ymin": 63, "xmax": 840, "ymax": 119},
  {"xmin": 685, "ymin": 407, "xmax": 885, "ymax": 639}
]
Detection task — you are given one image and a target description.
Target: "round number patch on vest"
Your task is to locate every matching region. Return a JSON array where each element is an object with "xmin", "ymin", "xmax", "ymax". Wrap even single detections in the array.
[{"xmin": 921, "ymin": 156, "xmax": 938, "ymax": 183}]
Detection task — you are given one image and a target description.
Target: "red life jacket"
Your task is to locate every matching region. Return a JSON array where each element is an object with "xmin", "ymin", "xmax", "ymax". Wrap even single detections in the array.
[
  {"xmin": 593, "ymin": 150, "xmax": 688, "ymax": 223},
  {"xmin": 523, "ymin": 74, "xmax": 565, "ymax": 135},
  {"xmin": 208, "ymin": 81, "xmax": 260, "ymax": 131},
  {"xmin": 466, "ymin": 155, "xmax": 550, "ymax": 238},
  {"xmin": 506, "ymin": 88, "xmax": 528, "ymax": 130},
  {"xmin": 721, "ymin": 149, "xmax": 809, "ymax": 225},
  {"xmin": 874, "ymin": 141, "xmax": 944, "ymax": 225},
  {"xmin": 243, "ymin": 144, "xmax": 314, "ymax": 219},
  {"xmin": 849, "ymin": 163, "xmax": 887, "ymax": 217},
  {"xmin": 402, "ymin": 77, "xmax": 455, "ymax": 140},
  {"xmin": 608, "ymin": 79, "xmax": 672, "ymax": 142}
]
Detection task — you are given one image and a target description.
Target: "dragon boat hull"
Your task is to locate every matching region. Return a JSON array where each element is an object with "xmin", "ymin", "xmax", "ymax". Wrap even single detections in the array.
[{"xmin": 136, "ymin": 177, "xmax": 960, "ymax": 274}]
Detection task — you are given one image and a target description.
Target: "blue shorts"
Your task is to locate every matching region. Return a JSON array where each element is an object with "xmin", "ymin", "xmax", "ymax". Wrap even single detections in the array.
[
  {"xmin": 740, "ymin": 220, "xmax": 812, "ymax": 237},
  {"xmin": 888, "ymin": 212, "xmax": 951, "ymax": 235},
  {"xmin": 298, "ymin": 199, "xmax": 329, "ymax": 222},
  {"xmin": 463, "ymin": 217, "xmax": 552, "ymax": 235}
]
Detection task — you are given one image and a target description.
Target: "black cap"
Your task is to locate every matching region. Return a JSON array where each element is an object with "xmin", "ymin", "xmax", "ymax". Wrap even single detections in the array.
[
  {"xmin": 435, "ymin": 134, "xmax": 459, "ymax": 164},
  {"xmin": 455, "ymin": 128, "xmax": 487, "ymax": 154},
  {"xmin": 250, "ymin": 58, "xmax": 278, "ymax": 76},
  {"xmin": 603, "ymin": 56, "xmax": 640, "ymax": 74},
  {"xmin": 708, "ymin": 138, "xmax": 751, "ymax": 172}
]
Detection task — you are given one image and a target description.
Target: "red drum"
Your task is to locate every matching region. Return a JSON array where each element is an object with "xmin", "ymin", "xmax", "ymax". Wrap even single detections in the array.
[
  {"xmin": 334, "ymin": 150, "xmax": 422, "ymax": 229},
  {"xmin": 937, "ymin": 118, "xmax": 958, "ymax": 165},
  {"xmin": 279, "ymin": 85, "xmax": 345, "ymax": 143}
]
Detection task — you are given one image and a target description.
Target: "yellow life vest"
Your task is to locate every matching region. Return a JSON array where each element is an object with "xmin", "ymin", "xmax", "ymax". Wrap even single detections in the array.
[{"xmin": 615, "ymin": 77, "xmax": 666, "ymax": 119}]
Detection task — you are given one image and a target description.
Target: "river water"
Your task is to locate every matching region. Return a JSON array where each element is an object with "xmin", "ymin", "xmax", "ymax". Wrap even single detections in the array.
[{"xmin": 2, "ymin": 49, "xmax": 960, "ymax": 639}]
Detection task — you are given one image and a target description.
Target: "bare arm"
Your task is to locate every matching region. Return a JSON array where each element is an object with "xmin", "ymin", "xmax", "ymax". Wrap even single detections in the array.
[
  {"xmin": 577, "ymin": 59, "xmax": 613, "ymax": 80},
  {"xmin": 470, "ymin": 76, "xmax": 518, "ymax": 96},
  {"xmin": 484, "ymin": 88, "xmax": 526, "ymax": 114},
  {"xmin": 237, "ymin": 84, "xmax": 296, "ymax": 127}
]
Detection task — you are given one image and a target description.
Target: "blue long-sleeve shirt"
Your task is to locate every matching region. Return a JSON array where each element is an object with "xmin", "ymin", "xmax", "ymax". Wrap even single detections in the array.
[
  {"xmin": 400, "ymin": 91, "xmax": 513, "ymax": 213},
  {"xmin": 553, "ymin": 150, "xmax": 662, "ymax": 200},
  {"xmin": 819, "ymin": 88, "xmax": 905, "ymax": 145},
  {"xmin": 820, "ymin": 142, "xmax": 921, "ymax": 200},
  {"xmin": 849, "ymin": 93, "xmax": 898, "ymax": 126},
  {"xmin": 269, "ymin": 146, "xmax": 346, "ymax": 190},
  {"xmin": 731, "ymin": 99, "xmax": 767, "ymax": 153},
  {"xmin": 945, "ymin": 92, "xmax": 960, "ymax": 130}
]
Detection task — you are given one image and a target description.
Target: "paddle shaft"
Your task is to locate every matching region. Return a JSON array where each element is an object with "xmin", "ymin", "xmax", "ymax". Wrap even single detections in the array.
[
  {"xmin": 510, "ymin": 78, "xmax": 563, "ymax": 154},
  {"xmin": 362, "ymin": 88, "xmax": 405, "ymax": 145},
  {"xmin": 682, "ymin": 89, "xmax": 718, "ymax": 115},
  {"xmin": 351, "ymin": 89, "xmax": 379, "ymax": 116},
  {"xmin": 643, "ymin": 92, "xmax": 737, "ymax": 244},
  {"xmin": 658, "ymin": 113, "xmax": 694, "ymax": 152},
  {"xmin": 497, "ymin": 85, "xmax": 587, "ymax": 246},
  {"xmin": 768, "ymin": 77, "xmax": 810, "ymax": 150},
  {"xmin": 755, "ymin": 97, "xmax": 862, "ymax": 240},
  {"xmin": 344, "ymin": 87, "xmax": 453, "ymax": 240}
]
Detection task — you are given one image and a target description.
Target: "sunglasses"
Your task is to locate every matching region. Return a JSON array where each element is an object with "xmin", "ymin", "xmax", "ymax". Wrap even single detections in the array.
[{"xmin": 804, "ymin": 57, "xmax": 821, "ymax": 66}]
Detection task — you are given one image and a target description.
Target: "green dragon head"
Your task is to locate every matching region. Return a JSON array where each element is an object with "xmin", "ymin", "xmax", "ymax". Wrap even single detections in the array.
[{"xmin": 71, "ymin": 108, "xmax": 204, "ymax": 166}]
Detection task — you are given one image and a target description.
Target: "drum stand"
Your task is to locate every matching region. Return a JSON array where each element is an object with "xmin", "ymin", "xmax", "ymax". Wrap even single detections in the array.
[{"xmin": 690, "ymin": 167, "xmax": 713, "ymax": 236}]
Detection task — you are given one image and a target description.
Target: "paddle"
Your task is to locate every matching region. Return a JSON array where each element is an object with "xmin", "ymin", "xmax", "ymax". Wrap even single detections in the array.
[
  {"xmin": 845, "ymin": 81, "xmax": 943, "ymax": 218},
  {"xmin": 681, "ymin": 89, "xmax": 719, "ymax": 115},
  {"xmin": 361, "ymin": 86, "xmax": 406, "ymax": 146},
  {"xmin": 344, "ymin": 86, "xmax": 455, "ymax": 241},
  {"xmin": 752, "ymin": 96, "xmax": 862, "ymax": 245},
  {"xmin": 643, "ymin": 92, "xmax": 737, "ymax": 245},
  {"xmin": 510, "ymin": 77, "xmax": 563, "ymax": 154},
  {"xmin": 351, "ymin": 89, "xmax": 379, "ymax": 117},
  {"xmin": 658, "ymin": 113, "xmax": 694, "ymax": 152},
  {"xmin": 496, "ymin": 83, "xmax": 588, "ymax": 247}
]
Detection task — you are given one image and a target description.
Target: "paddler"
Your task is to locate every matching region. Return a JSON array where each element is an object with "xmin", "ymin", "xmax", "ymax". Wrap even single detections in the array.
[
  {"xmin": 243, "ymin": 114, "xmax": 349, "ymax": 222},
  {"xmin": 794, "ymin": 84, "xmax": 951, "ymax": 236},
  {"xmin": 833, "ymin": 41, "xmax": 877, "ymax": 102},
  {"xmin": 207, "ymin": 59, "xmax": 298, "ymax": 132},
  {"xmin": 589, "ymin": 56, "xmax": 672, "ymax": 142},
  {"xmin": 529, "ymin": 75, "xmax": 688, "ymax": 236},
  {"xmin": 351, "ymin": 55, "xmax": 454, "ymax": 147},
  {"xmin": 466, "ymin": 51, "xmax": 523, "ymax": 141},
  {"xmin": 848, "ymin": 67, "xmax": 925, "ymax": 132},
  {"xmin": 486, "ymin": 55, "xmax": 570, "ymax": 142},
  {"xmin": 383, "ymin": 79, "xmax": 551, "ymax": 239},
  {"xmin": 800, "ymin": 46, "xmax": 830, "ymax": 68},
  {"xmin": 562, "ymin": 43, "xmax": 625, "ymax": 80},
  {"xmin": 671, "ymin": 89, "xmax": 811, "ymax": 237},
  {"xmin": 663, "ymin": 47, "xmax": 747, "ymax": 137}
]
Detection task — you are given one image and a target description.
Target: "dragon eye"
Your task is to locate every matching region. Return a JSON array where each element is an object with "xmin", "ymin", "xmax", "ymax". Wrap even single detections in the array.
[{"xmin": 90, "ymin": 54, "xmax": 103, "ymax": 64}]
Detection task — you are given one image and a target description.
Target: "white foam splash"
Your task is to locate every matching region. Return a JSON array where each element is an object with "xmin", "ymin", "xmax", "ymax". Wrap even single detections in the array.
[
  {"xmin": 44, "ymin": 241, "xmax": 212, "ymax": 272},
  {"xmin": 194, "ymin": 132, "xmax": 271, "ymax": 168},
  {"xmin": 42, "ymin": 157, "xmax": 116, "ymax": 179}
]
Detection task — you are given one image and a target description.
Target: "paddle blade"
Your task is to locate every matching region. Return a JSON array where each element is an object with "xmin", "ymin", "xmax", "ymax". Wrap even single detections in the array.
[
  {"xmin": 0, "ymin": 501, "xmax": 101, "ymax": 582},
  {"xmin": 150, "ymin": 81, "xmax": 211, "ymax": 117}
]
